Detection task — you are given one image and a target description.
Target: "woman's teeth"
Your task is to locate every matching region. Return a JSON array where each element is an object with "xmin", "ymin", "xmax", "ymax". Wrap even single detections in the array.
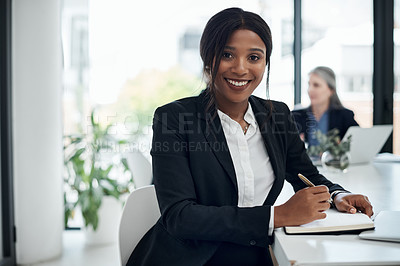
[{"xmin": 226, "ymin": 79, "xmax": 249, "ymax": 87}]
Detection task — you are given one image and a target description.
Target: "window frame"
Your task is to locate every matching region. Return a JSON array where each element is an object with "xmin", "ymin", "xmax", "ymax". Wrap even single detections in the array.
[
  {"xmin": 293, "ymin": 0, "xmax": 394, "ymax": 152},
  {"xmin": 0, "ymin": 0, "xmax": 16, "ymax": 265}
]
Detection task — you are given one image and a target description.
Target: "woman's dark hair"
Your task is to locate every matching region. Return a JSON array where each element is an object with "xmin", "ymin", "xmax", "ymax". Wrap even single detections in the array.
[
  {"xmin": 200, "ymin": 7, "xmax": 273, "ymax": 115},
  {"xmin": 309, "ymin": 66, "xmax": 343, "ymax": 109}
]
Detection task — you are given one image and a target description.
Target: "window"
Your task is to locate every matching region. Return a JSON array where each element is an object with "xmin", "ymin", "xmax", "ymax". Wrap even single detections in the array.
[
  {"xmin": 264, "ymin": 0, "xmax": 294, "ymax": 108},
  {"xmin": 302, "ymin": 0, "xmax": 373, "ymax": 128},
  {"xmin": 61, "ymin": 0, "xmax": 400, "ymax": 231},
  {"xmin": 62, "ymin": 0, "xmax": 295, "ymax": 145}
]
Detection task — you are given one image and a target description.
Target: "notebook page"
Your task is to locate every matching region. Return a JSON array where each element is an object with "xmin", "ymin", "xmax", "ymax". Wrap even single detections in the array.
[{"xmin": 300, "ymin": 209, "xmax": 372, "ymax": 229}]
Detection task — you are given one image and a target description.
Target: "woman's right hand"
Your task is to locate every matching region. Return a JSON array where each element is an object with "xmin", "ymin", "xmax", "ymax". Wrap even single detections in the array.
[{"xmin": 274, "ymin": 185, "xmax": 331, "ymax": 228}]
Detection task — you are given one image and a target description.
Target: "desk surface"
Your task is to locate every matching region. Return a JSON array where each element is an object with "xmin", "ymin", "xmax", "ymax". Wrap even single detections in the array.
[{"xmin": 272, "ymin": 162, "xmax": 400, "ymax": 266}]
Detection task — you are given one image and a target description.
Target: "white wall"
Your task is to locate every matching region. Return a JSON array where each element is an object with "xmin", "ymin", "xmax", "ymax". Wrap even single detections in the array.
[{"xmin": 12, "ymin": 0, "xmax": 63, "ymax": 264}]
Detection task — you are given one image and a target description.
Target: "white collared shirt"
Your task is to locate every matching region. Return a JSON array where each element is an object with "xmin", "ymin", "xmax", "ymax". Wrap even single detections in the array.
[{"xmin": 217, "ymin": 103, "xmax": 275, "ymax": 235}]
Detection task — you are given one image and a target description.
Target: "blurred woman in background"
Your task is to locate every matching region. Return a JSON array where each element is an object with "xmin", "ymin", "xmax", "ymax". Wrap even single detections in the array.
[{"xmin": 292, "ymin": 66, "xmax": 358, "ymax": 147}]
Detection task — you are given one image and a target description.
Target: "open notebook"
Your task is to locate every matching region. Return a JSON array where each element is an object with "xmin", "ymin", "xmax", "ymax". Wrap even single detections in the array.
[{"xmin": 284, "ymin": 209, "xmax": 374, "ymax": 235}]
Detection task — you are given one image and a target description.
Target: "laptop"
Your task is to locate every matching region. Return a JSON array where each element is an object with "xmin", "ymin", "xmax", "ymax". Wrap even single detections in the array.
[
  {"xmin": 342, "ymin": 125, "xmax": 393, "ymax": 164},
  {"xmin": 359, "ymin": 211, "xmax": 400, "ymax": 243}
]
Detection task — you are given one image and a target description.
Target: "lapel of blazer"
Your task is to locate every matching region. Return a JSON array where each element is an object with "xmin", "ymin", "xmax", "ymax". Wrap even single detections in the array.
[
  {"xmin": 249, "ymin": 96, "xmax": 285, "ymax": 205},
  {"xmin": 196, "ymin": 92, "xmax": 238, "ymax": 191}
]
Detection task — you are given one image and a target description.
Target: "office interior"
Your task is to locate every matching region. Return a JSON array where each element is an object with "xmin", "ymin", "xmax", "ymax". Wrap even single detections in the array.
[{"xmin": 1, "ymin": 0, "xmax": 399, "ymax": 265}]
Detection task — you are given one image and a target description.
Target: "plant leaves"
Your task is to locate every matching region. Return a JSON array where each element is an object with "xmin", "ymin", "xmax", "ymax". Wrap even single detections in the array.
[{"xmin": 64, "ymin": 109, "xmax": 134, "ymax": 231}]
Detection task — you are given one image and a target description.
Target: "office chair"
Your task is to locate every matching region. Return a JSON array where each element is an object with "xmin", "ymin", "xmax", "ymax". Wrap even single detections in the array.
[
  {"xmin": 118, "ymin": 185, "xmax": 160, "ymax": 265},
  {"xmin": 123, "ymin": 150, "xmax": 153, "ymax": 188}
]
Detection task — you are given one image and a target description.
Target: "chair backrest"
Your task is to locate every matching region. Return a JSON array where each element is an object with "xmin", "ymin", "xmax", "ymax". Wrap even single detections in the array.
[
  {"xmin": 118, "ymin": 185, "xmax": 160, "ymax": 265},
  {"xmin": 123, "ymin": 150, "xmax": 153, "ymax": 188}
]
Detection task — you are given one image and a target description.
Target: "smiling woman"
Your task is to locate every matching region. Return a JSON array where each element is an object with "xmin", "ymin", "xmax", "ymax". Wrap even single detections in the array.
[{"xmin": 126, "ymin": 7, "xmax": 373, "ymax": 266}]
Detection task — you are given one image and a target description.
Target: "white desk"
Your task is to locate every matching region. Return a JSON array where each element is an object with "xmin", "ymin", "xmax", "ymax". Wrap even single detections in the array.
[{"xmin": 272, "ymin": 162, "xmax": 400, "ymax": 266}]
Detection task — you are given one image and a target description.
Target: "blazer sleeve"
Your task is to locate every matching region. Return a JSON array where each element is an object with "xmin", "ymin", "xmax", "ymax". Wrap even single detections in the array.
[
  {"xmin": 151, "ymin": 104, "xmax": 273, "ymax": 248},
  {"xmin": 329, "ymin": 108, "xmax": 359, "ymax": 139},
  {"xmin": 340, "ymin": 108, "xmax": 359, "ymax": 138}
]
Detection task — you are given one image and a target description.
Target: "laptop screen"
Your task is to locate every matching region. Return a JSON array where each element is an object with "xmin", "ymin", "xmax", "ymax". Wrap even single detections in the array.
[{"xmin": 342, "ymin": 125, "xmax": 393, "ymax": 164}]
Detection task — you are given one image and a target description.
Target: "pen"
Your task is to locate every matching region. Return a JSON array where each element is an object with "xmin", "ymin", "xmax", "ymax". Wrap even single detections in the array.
[{"xmin": 298, "ymin": 173, "xmax": 332, "ymax": 204}]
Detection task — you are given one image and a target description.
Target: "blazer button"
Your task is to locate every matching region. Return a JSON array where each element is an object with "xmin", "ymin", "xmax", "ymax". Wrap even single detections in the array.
[{"xmin": 250, "ymin": 240, "xmax": 256, "ymax": 246}]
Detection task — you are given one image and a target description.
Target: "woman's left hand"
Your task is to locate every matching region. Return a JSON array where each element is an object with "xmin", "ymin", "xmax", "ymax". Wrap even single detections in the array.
[{"xmin": 334, "ymin": 193, "xmax": 374, "ymax": 217}]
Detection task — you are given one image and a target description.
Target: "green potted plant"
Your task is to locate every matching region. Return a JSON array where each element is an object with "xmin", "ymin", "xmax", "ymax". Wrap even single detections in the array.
[
  {"xmin": 63, "ymin": 110, "xmax": 134, "ymax": 243},
  {"xmin": 307, "ymin": 129, "xmax": 352, "ymax": 172}
]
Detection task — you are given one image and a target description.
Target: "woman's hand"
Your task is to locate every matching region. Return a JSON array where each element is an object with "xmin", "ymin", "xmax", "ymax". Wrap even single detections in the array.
[
  {"xmin": 274, "ymin": 185, "xmax": 331, "ymax": 228},
  {"xmin": 333, "ymin": 193, "xmax": 374, "ymax": 217}
]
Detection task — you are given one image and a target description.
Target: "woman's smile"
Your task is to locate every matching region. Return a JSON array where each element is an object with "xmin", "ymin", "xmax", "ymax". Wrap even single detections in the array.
[{"xmin": 225, "ymin": 78, "xmax": 251, "ymax": 89}]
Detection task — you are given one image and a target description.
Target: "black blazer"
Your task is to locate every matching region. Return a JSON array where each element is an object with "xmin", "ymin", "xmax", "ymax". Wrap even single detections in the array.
[
  {"xmin": 291, "ymin": 107, "xmax": 358, "ymax": 142},
  {"xmin": 127, "ymin": 91, "xmax": 345, "ymax": 266}
]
